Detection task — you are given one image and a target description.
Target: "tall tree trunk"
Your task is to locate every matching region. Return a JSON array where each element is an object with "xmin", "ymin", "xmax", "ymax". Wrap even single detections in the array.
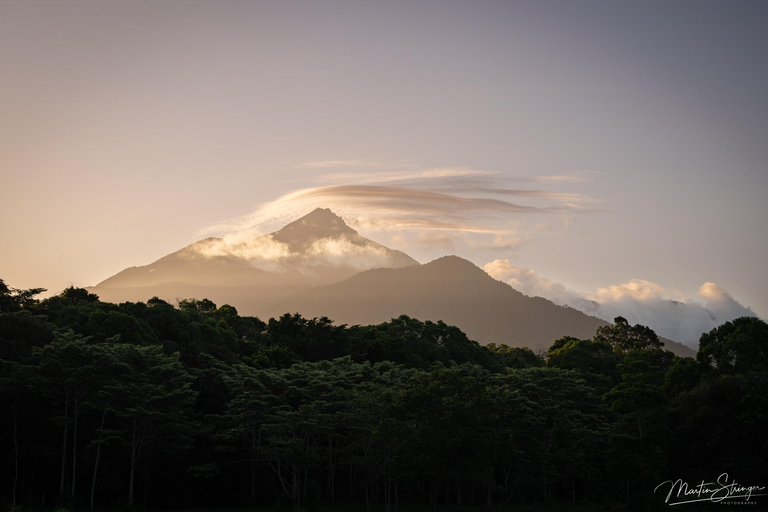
[
  {"xmin": 90, "ymin": 402, "xmax": 108, "ymax": 509},
  {"xmin": 12, "ymin": 402, "xmax": 18, "ymax": 508},
  {"xmin": 128, "ymin": 419, "xmax": 137, "ymax": 506},
  {"xmin": 384, "ymin": 474, "xmax": 389, "ymax": 512},
  {"xmin": 128, "ymin": 458, "xmax": 136, "ymax": 506},
  {"xmin": 71, "ymin": 396, "xmax": 78, "ymax": 499},
  {"xmin": 626, "ymin": 479, "xmax": 630, "ymax": 504},
  {"xmin": 59, "ymin": 392, "xmax": 70, "ymax": 503},
  {"xmin": 292, "ymin": 463, "xmax": 300, "ymax": 510},
  {"xmin": 250, "ymin": 425, "xmax": 257, "ymax": 502},
  {"xmin": 394, "ymin": 479, "xmax": 398, "ymax": 511},
  {"xmin": 486, "ymin": 468, "xmax": 492, "ymax": 512},
  {"xmin": 572, "ymin": 473, "xmax": 576, "ymax": 505},
  {"xmin": 327, "ymin": 437, "xmax": 335, "ymax": 505},
  {"xmin": 143, "ymin": 467, "xmax": 151, "ymax": 509}
]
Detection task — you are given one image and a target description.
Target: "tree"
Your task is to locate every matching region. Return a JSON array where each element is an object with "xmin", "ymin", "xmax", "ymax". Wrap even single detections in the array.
[
  {"xmin": 486, "ymin": 343, "xmax": 544, "ymax": 369},
  {"xmin": 381, "ymin": 364, "xmax": 496, "ymax": 510},
  {"xmin": 594, "ymin": 317, "xmax": 662, "ymax": 353},
  {"xmin": 256, "ymin": 358, "xmax": 367, "ymax": 510},
  {"xmin": 0, "ymin": 278, "xmax": 46, "ymax": 313},
  {"xmin": 105, "ymin": 344, "xmax": 198, "ymax": 506},
  {"xmin": 603, "ymin": 349, "xmax": 670, "ymax": 507},
  {"xmin": 0, "ymin": 360, "xmax": 36, "ymax": 507},
  {"xmin": 503, "ymin": 367, "xmax": 610, "ymax": 505},
  {"xmin": 697, "ymin": 317, "xmax": 768, "ymax": 374},
  {"xmin": 85, "ymin": 309, "xmax": 158, "ymax": 345},
  {"xmin": 35, "ymin": 330, "xmax": 102, "ymax": 505},
  {"xmin": 547, "ymin": 337, "xmax": 622, "ymax": 395},
  {"xmin": 663, "ymin": 357, "xmax": 703, "ymax": 399},
  {"xmin": 215, "ymin": 362, "xmax": 276, "ymax": 503},
  {"xmin": 85, "ymin": 342, "xmax": 131, "ymax": 509}
]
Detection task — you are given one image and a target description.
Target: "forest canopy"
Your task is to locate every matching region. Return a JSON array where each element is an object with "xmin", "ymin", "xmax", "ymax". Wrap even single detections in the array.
[{"xmin": 0, "ymin": 280, "xmax": 766, "ymax": 510}]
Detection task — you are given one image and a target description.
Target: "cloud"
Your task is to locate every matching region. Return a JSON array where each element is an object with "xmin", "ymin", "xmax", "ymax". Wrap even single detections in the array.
[
  {"xmin": 483, "ymin": 260, "xmax": 756, "ymax": 348},
  {"xmin": 468, "ymin": 234, "xmax": 531, "ymax": 251},
  {"xmin": 303, "ymin": 237, "xmax": 396, "ymax": 271},
  {"xmin": 192, "ymin": 230, "xmax": 407, "ymax": 278},
  {"xmin": 295, "ymin": 185, "xmax": 577, "ymax": 215},
  {"xmin": 591, "ymin": 279, "xmax": 668, "ymax": 302},
  {"xmin": 315, "ymin": 167, "xmax": 496, "ymax": 185},
  {"xmin": 296, "ymin": 159, "xmax": 375, "ymax": 169},
  {"xmin": 193, "ymin": 234, "xmax": 293, "ymax": 272},
  {"xmin": 534, "ymin": 170, "xmax": 603, "ymax": 184},
  {"xmin": 483, "ymin": 259, "xmax": 598, "ymax": 313},
  {"xmin": 416, "ymin": 231, "xmax": 455, "ymax": 250},
  {"xmin": 200, "ymin": 184, "xmax": 584, "ymax": 251},
  {"xmin": 698, "ymin": 282, "xmax": 754, "ymax": 322},
  {"xmin": 201, "ymin": 160, "xmax": 603, "ymax": 262}
]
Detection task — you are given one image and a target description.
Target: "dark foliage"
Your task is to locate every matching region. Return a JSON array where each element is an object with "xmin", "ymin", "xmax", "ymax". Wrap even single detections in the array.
[{"xmin": 0, "ymin": 283, "xmax": 765, "ymax": 510}]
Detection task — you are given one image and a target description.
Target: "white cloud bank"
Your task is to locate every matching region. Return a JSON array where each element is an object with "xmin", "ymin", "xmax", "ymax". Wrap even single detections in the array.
[{"xmin": 483, "ymin": 259, "xmax": 756, "ymax": 349}]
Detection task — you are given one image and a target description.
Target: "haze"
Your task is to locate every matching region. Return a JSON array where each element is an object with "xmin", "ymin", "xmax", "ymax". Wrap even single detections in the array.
[{"xmin": 2, "ymin": 1, "xmax": 766, "ymax": 335}]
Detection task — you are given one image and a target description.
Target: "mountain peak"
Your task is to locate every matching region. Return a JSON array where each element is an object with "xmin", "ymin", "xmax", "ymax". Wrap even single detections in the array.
[
  {"xmin": 93, "ymin": 206, "xmax": 419, "ymax": 294},
  {"xmin": 272, "ymin": 208, "xmax": 358, "ymax": 245},
  {"xmin": 425, "ymin": 255, "xmax": 486, "ymax": 274}
]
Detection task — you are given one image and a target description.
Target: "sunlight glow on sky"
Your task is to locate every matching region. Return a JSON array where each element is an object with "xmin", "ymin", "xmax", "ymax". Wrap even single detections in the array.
[{"xmin": 2, "ymin": 0, "xmax": 767, "ymax": 326}]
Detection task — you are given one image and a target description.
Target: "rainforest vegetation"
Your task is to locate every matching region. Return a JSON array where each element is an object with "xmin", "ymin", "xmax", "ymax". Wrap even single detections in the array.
[{"xmin": 1, "ymin": 279, "xmax": 766, "ymax": 511}]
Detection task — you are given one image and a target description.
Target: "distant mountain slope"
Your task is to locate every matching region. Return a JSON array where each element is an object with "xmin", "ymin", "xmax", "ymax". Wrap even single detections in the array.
[
  {"xmin": 265, "ymin": 256, "xmax": 601, "ymax": 351},
  {"xmin": 90, "ymin": 208, "xmax": 418, "ymax": 303},
  {"xmin": 96, "ymin": 238, "xmax": 283, "ymax": 288},
  {"xmin": 91, "ymin": 237, "xmax": 311, "ymax": 308},
  {"xmin": 265, "ymin": 255, "xmax": 696, "ymax": 357}
]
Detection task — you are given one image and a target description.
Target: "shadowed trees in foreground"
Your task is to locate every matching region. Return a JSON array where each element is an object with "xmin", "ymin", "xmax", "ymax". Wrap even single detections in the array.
[{"xmin": 0, "ymin": 282, "xmax": 766, "ymax": 510}]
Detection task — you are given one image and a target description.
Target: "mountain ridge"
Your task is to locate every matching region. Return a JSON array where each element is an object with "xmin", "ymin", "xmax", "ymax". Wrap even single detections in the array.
[
  {"xmin": 264, "ymin": 254, "xmax": 611, "ymax": 352},
  {"xmin": 89, "ymin": 209, "xmax": 696, "ymax": 357}
]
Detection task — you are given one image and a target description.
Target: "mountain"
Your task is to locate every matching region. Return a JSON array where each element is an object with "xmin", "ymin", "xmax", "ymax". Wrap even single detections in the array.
[
  {"xmin": 90, "ymin": 209, "xmax": 695, "ymax": 357},
  {"xmin": 89, "ymin": 208, "xmax": 418, "ymax": 306},
  {"xmin": 96, "ymin": 237, "xmax": 296, "ymax": 289},
  {"xmin": 265, "ymin": 255, "xmax": 695, "ymax": 356},
  {"xmin": 264, "ymin": 255, "xmax": 604, "ymax": 351},
  {"xmin": 258, "ymin": 208, "xmax": 418, "ymax": 284}
]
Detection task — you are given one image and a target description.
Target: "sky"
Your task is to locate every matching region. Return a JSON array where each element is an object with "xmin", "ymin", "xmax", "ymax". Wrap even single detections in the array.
[{"xmin": 2, "ymin": 0, "xmax": 767, "ymax": 346}]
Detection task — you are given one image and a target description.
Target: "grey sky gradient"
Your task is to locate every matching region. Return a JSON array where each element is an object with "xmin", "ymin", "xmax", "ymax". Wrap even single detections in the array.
[{"xmin": 2, "ymin": 1, "xmax": 767, "ymax": 323}]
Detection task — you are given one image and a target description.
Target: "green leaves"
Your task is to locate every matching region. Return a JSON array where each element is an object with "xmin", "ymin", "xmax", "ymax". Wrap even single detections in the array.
[
  {"xmin": 697, "ymin": 316, "xmax": 768, "ymax": 374},
  {"xmin": 595, "ymin": 316, "xmax": 663, "ymax": 353}
]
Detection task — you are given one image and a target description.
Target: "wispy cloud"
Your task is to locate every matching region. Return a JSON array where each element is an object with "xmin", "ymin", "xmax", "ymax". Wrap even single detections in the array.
[
  {"xmin": 483, "ymin": 259, "xmax": 756, "ymax": 348},
  {"xmin": 315, "ymin": 167, "xmax": 496, "ymax": 185},
  {"xmin": 202, "ymin": 159, "xmax": 604, "ymax": 259},
  {"xmin": 415, "ymin": 231, "xmax": 455, "ymax": 250},
  {"xmin": 296, "ymin": 159, "xmax": 377, "ymax": 169},
  {"xmin": 202, "ymin": 185, "xmax": 589, "ymax": 238},
  {"xmin": 534, "ymin": 170, "xmax": 603, "ymax": 184},
  {"xmin": 297, "ymin": 185, "xmax": 578, "ymax": 215}
]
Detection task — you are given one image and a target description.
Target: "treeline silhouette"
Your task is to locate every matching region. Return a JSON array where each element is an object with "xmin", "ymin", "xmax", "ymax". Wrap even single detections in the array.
[{"xmin": 0, "ymin": 279, "xmax": 766, "ymax": 511}]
